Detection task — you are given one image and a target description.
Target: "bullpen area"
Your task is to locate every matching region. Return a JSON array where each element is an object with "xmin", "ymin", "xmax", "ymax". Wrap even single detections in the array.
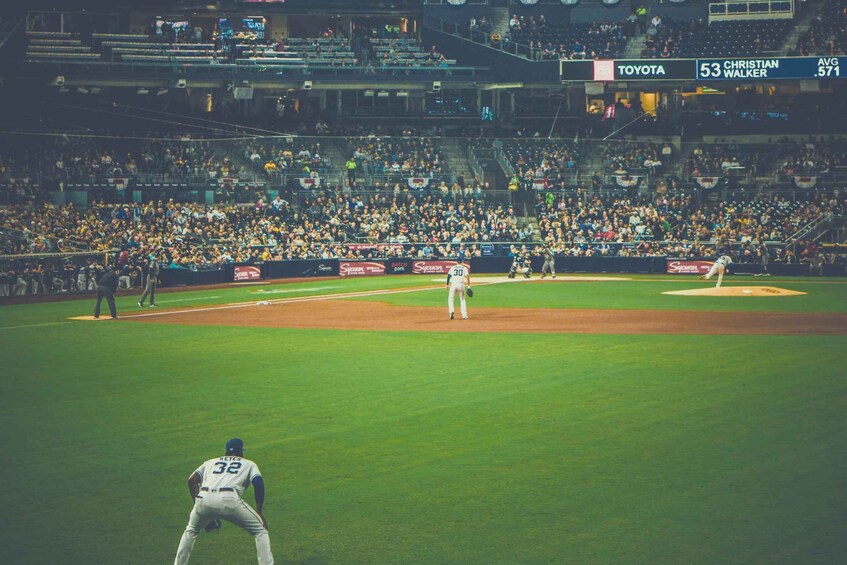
[{"xmin": 1, "ymin": 274, "xmax": 846, "ymax": 564}]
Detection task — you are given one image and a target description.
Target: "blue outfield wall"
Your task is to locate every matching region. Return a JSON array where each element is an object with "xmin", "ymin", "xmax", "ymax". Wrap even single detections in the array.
[{"xmin": 155, "ymin": 257, "xmax": 845, "ymax": 288}]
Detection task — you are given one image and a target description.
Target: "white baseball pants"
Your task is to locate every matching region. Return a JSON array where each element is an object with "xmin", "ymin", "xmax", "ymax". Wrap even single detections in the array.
[
  {"xmin": 448, "ymin": 284, "xmax": 468, "ymax": 319},
  {"xmin": 703, "ymin": 263, "xmax": 726, "ymax": 287},
  {"xmin": 175, "ymin": 491, "xmax": 273, "ymax": 565}
]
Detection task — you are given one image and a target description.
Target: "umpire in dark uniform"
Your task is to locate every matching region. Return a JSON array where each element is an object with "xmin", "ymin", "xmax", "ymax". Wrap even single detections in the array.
[
  {"xmin": 138, "ymin": 253, "xmax": 159, "ymax": 307},
  {"xmin": 94, "ymin": 266, "xmax": 120, "ymax": 319}
]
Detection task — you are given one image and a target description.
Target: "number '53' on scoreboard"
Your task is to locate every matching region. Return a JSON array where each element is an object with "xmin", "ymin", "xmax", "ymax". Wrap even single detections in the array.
[{"xmin": 560, "ymin": 57, "xmax": 845, "ymax": 82}]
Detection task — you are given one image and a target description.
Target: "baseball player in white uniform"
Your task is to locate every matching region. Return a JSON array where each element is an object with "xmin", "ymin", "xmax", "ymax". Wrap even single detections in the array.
[
  {"xmin": 699, "ymin": 254, "xmax": 733, "ymax": 288},
  {"xmin": 446, "ymin": 254, "xmax": 471, "ymax": 320},
  {"xmin": 174, "ymin": 438, "xmax": 274, "ymax": 565}
]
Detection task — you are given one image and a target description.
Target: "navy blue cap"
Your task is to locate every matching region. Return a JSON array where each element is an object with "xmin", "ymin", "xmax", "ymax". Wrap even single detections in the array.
[
  {"xmin": 457, "ymin": 252, "xmax": 466, "ymax": 263},
  {"xmin": 225, "ymin": 438, "xmax": 244, "ymax": 454}
]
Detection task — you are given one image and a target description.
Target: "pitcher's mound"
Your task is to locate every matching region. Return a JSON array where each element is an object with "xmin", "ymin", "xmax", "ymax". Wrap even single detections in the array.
[
  {"xmin": 68, "ymin": 315, "xmax": 117, "ymax": 320},
  {"xmin": 663, "ymin": 286, "xmax": 806, "ymax": 297}
]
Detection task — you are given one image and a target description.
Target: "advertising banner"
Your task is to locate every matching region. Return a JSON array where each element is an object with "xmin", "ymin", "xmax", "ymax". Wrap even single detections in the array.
[
  {"xmin": 386, "ymin": 258, "xmax": 414, "ymax": 275},
  {"xmin": 266, "ymin": 259, "xmax": 338, "ymax": 279},
  {"xmin": 339, "ymin": 261, "xmax": 387, "ymax": 277},
  {"xmin": 234, "ymin": 265, "xmax": 262, "ymax": 281},
  {"xmin": 666, "ymin": 259, "xmax": 713, "ymax": 275},
  {"xmin": 412, "ymin": 260, "xmax": 460, "ymax": 275}
]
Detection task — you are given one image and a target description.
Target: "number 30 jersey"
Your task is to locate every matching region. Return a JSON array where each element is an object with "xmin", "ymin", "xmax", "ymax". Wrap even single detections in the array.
[
  {"xmin": 194, "ymin": 456, "xmax": 262, "ymax": 496},
  {"xmin": 447, "ymin": 264, "xmax": 469, "ymax": 287}
]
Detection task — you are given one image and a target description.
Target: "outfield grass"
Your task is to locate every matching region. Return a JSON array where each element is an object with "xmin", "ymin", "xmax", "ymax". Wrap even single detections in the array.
[{"xmin": 1, "ymin": 276, "xmax": 845, "ymax": 564}]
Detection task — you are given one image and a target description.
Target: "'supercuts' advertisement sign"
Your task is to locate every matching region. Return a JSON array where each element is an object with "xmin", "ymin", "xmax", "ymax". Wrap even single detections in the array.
[
  {"xmin": 339, "ymin": 261, "xmax": 386, "ymax": 277},
  {"xmin": 234, "ymin": 265, "xmax": 262, "ymax": 281},
  {"xmin": 412, "ymin": 260, "xmax": 460, "ymax": 275},
  {"xmin": 667, "ymin": 260, "xmax": 713, "ymax": 275}
]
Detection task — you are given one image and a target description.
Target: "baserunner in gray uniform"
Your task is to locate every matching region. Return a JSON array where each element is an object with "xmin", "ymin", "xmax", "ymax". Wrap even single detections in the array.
[
  {"xmin": 138, "ymin": 254, "xmax": 159, "ymax": 307},
  {"xmin": 540, "ymin": 246, "xmax": 556, "ymax": 279}
]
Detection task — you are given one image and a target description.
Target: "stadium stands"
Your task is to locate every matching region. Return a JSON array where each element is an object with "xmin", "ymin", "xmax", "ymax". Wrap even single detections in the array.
[
  {"xmin": 791, "ymin": 0, "xmax": 847, "ymax": 56},
  {"xmin": 351, "ymin": 137, "xmax": 448, "ymax": 178},
  {"xmin": 508, "ymin": 17, "xmax": 626, "ymax": 60},
  {"xmin": 777, "ymin": 138, "xmax": 847, "ymax": 174},
  {"xmin": 501, "ymin": 139, "xmax": 582, "ymax": 189},
  {"xmin": 642, "ymin": 19, "xmax": 792, "ymax": 58},
  {"xmin": 682, "ymin": 144, "xmax": 772, "ymax": 177}
]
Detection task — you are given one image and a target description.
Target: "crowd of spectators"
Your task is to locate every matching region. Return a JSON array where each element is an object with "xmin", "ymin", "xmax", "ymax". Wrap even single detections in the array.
[
  {"xmin": 350, "ymin": 137, "xmax": 448, "ymax": 178},
  {"xmin": 602, "ymin": 141, "xmax": 673, "ymax": 175},
  {"xmin": 682, "ymin": 144, "xmax": 770, "ymax": 177},
  {"xmin": 502, "ymin": 140, "xmax": 582, "ymax": 190},
  {"xmin": 507, "ymin": 14, "xmax": 626, "ymax": 60},
  {"xmin": 0, "ymin": 191, "xmax": 522, "ymax": 294},
  {"xmin": 2, "ymin": 188, "xmax": 843, "ymax": 296},
  {"xmin": 242, "ymin": 140, "xmax": 328, "ymax": 180},
  {"xmin": 533, "ymin": 191, "xmax": 843, "ymax": 258},
  {"xmin": 790, "ymin": 0, "xmax": 847, "ymax": 57},
  {"xmin": 641, "ymin": 17, "xmax": 790, "ymax": 59},
  {"xmin": 0, "ymin": 136, "xmax": 336, "ymax": 193},
  {"xmin": 777, "ymin": 138, "xmax": 847, "ymax": 175}
]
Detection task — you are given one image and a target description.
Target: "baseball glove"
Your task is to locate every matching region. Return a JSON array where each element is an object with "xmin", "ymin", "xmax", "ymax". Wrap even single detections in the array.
[
  {"xmin": 466, "ymin": 287, "xmax": 474, "ymax": 298},
  {"xmin": 205, "ymin": 519, "xmax": 222, "ymax": 533}
]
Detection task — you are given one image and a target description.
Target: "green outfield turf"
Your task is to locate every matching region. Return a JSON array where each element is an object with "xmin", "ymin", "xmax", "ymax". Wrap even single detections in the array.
[{"xmin": 1, "ymin": 275, "xmax": 845, "ymax": 564}]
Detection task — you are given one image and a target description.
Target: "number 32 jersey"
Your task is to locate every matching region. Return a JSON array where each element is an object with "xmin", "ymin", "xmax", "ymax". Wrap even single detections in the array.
[{"xmin": 194, "ymin": 456, "xmax": 262, "ymax": 496}]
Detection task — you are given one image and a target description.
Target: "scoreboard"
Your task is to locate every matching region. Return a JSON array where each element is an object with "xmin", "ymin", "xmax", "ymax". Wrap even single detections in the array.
[
  {"xmin": 560, "ymin": 56, "xmax": 846, "ymax": 82},
  {"xmin": 696, "ymin": 57, "xmax": 842, "ymax": 80}
]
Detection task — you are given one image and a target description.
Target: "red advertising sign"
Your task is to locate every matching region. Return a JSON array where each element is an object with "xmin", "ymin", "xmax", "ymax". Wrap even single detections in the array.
[
  {"xmin": 234, "ymin": 265, "xmax": 262, "ymax": 281},
  {"xmin": 338, "ymin": 261, "xmax": 387, "ymax": 277},
  {"xmin": 666, "ymin": 260, "xmax": 713, "ymax": 275},
  {"xmin": 412, "ymin": 260, "xmax": 466, "ymax": 275}
]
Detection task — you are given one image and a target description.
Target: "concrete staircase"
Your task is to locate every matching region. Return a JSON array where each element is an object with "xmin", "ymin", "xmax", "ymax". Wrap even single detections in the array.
[
  {"xmin": 579, "ymin": 140, "xmax": 606, "ymax": 187},
  {"xmin": 490, "ymin": 7, "xmax": 510, "ymax": 38},
  {"xmin": 439, "ymin": 137, "xmax": 475, "ymax": 184},
  {"xmin": 779, "ymin": 0, "xmax": 826, "ymax": 55},
  {"xmin": 622, "ymin": 30, "xmax": 646, "ymax": 59},
  {"xmin": 320, "ymin": 137, "xmax": 349, "ymax": 186}
]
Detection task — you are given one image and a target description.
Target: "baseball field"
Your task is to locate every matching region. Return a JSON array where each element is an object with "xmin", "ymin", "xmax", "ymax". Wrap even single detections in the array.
[{"xmin": 1, "ymin": 274, "xmax": 846, "ymax": 564}]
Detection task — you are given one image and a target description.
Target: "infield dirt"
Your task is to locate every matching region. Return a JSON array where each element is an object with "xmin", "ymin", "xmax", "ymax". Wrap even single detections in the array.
[{"xmin": 121, "ymin": 300, "xmax": 847, "ymax": 335}]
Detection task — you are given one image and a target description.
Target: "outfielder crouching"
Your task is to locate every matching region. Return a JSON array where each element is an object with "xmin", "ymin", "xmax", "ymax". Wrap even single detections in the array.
[{"xmin": 174, "ymin": 438, "xmax": 273, "ymax": 565}]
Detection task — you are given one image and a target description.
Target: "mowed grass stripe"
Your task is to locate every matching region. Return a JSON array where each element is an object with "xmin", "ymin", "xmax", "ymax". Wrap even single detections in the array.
[{"xmin": 3, "ymin": 322, "xmax": 845, "ymax": 564}]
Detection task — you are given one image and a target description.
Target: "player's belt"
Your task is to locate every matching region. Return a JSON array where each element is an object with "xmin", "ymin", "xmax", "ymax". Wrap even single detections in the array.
[{"xmin": 200, "ymin": 487, "xmax": 235, "ymax": 492}]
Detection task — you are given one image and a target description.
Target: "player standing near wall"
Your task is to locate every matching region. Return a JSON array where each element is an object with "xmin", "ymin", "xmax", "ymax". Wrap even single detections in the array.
[
  {"xmin": 540, "ymin": 246, "xmax": 556, "ymax": 279},
  {"xmin": 446, "ymin": 253, "xmax": 471, "ymax": 320},
  {"xmin": 138, "ymin": 253, "xmax": 159, "ymax": 307}
]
